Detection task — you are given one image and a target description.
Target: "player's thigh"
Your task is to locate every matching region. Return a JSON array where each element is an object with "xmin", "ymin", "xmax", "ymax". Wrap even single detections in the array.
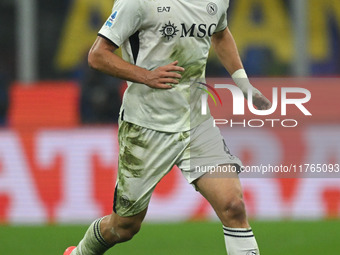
[{"xmin": 116, "ymin": 120, "xmax": 186, "ymax": 217}]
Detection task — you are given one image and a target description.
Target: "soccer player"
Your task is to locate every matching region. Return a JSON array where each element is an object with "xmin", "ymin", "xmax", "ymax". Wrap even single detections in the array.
[{"xmin": 64, "ymin": 0, "xmax": 271, "ymax": 254}]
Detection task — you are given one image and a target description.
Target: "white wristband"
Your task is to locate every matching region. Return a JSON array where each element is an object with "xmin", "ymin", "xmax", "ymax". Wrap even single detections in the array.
[
  {"xmin": 231, "ymin": 69, "xmax": 248, "ymax": 79},
  {"xmin": 231, "ymin": 69, "xmax": 259, "ymax": 96}
]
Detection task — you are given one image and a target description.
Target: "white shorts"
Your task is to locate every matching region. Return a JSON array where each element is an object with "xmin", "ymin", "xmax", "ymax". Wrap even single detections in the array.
[{"xmin": 114, "ymin": 117, "xmax": 242, "ymax": 216}]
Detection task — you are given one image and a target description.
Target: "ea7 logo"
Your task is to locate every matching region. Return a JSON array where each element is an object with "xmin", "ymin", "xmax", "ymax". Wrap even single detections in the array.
[{"xmin": 157, "ymin": 6, "xmax": 171, "ymax": 12}]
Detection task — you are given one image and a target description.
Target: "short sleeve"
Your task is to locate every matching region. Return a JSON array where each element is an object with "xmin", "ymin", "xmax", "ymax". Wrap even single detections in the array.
[
  {"xmin": 98, "ymin": 0, "xmax": 142, "ymax": 47},
  {"xmin": 215, "ymin": 0, "xmax": 229, "ymax": 33}
]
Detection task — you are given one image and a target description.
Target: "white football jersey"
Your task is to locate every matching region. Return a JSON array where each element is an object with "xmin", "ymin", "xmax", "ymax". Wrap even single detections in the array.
[{"xmin": 98, "ymin": 0, "xmax": 229, "ymax": 132}]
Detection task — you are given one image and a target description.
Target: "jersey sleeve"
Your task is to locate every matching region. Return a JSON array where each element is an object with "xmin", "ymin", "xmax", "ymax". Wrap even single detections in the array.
[
  {"xmin": 98, "ymin": 0, "xmax": 142, "ymax": 47},
  {"xmin": 215, "ymin": 0, "xmax": 230, "ymax": 32}
]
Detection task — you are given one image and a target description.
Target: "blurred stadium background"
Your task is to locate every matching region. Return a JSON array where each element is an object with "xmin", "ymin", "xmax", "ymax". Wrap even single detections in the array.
[{"xmin": 0, "ymin": 0, "xmax": 340, "ymax": 254}]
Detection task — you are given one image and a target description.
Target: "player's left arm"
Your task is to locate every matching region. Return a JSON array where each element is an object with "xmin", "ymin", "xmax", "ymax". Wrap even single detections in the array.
[{"xmin": 212, "ymin": 27, "xmax": 271, "ymax": 110}]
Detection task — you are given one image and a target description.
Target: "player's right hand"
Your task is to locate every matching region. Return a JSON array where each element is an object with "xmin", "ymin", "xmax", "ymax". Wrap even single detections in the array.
[
  {"xmin": 144, "ymin": 61, "xmax": 185, "ymax": 89},
  {"xmin": 252, "ymin": 91, "xmax": 272, "ymax": 110}
]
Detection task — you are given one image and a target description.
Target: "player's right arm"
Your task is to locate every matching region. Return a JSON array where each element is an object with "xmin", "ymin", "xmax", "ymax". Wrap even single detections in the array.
[
  {"xmin": 212, "ymin": 27, "xmax": 271, "ymax": 110},
  {"xmin": 88, "ymin": 36, "xmax": 184, "ymax": 89}
]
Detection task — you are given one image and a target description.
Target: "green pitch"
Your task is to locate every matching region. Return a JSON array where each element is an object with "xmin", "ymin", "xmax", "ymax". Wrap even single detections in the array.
[{"xmin": 0, "ymin": 220, "xmax": 339, "ymax": 255}]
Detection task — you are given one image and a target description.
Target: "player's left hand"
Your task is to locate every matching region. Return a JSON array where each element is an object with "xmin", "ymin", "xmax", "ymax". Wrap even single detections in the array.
[{"xmin": 252, "ymin": 91, "xmax": 272, "ymax": 110}]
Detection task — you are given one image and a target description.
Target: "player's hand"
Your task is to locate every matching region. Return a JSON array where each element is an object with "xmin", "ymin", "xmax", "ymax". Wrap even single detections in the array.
[
  {"xmin": 144, "ymin": 61, "xmax": 185, "ymax": 89},
  {"xmin": 252, "ymin": 90, "xmax": 272, "ymax": 110}
]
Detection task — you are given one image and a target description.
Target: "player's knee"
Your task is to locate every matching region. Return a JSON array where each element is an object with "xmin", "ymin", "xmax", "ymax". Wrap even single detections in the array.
[
  {"xmin": 117, "ymin": 221, "xmax": 141, "ymax": 242},
  {"xmin": 101, "ymin": 218, "xmax": 142, "ymax": 245},
  {"xmin": 223, "ymin": 196, "xmax": 247, "ymax": 222}
]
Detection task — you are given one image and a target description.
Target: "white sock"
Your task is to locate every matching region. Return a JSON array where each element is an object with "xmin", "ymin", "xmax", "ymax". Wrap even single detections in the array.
[
  {"xmin": 71, "ymin": 218, "xmax": 111, "ymax": 255},
  {"xmin": 223, "ymin": 226, "xmax": 260, "ymax": 255}
]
